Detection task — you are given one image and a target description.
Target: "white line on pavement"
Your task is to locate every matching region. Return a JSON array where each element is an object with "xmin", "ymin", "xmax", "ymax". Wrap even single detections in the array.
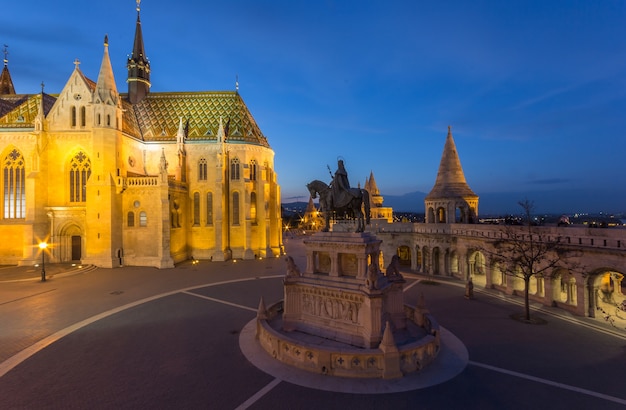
[
  {"xmin": 234, "ymin": 378, "xmax": 282, "ymax": 410},
  {"xmin": 182, "ymin": 291, "xmax": 258, "ymax": 312},
  {"xmin": 470, "ymin": 361, "xmax": 626, "ymax": 405}
]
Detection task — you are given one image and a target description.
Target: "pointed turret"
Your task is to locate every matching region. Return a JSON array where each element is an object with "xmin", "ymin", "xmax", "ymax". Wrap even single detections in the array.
[
  {"xmin": 425, "ymin": 126, "xmax": 478, "ymax": 224},
  {"xmin": 366, "ymin": 170, "xmax": 384, "ymax": 208},
  {"xmin": 94, "ymin": 35, "xmax": 119, "ymax": 105},
  {"xmin": 127, "ymin": 0, "xmax": 151, "ymax": 104},
  {"xmin": 0, "ymin": 45, "xmax": 16, "ymax": 95}
]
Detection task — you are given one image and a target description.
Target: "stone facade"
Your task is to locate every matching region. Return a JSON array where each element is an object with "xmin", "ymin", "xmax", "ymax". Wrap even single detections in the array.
[{"xmin": 0, "ymin": 7, "xmax": 282, "ymax": 268}]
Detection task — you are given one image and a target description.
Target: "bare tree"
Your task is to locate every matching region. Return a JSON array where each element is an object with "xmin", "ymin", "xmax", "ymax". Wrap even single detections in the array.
[{"xmin": 486, "ymin": 200, "xmax": 569, "ymax": 322}]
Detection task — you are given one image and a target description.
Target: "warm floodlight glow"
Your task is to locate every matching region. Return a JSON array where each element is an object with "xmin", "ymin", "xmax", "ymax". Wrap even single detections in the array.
[{"xmin": 39, "ymin": 242, "xmax": 48, "ymax": 250}]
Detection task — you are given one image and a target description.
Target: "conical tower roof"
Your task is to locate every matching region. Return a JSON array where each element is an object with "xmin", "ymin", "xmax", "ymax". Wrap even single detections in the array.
[
  {"xmin": 367, "ymin": 170, "xmax": 380, "ymax": 195},
  {"xmin": 94, "ymin": 35, "xmax": 118, "ymax": 105},
  {"xmin": 426, "ymin": 126, "xmax": 477, "ymax": 200},
  {"xmin": 0, "ymin": 48, "xmax": 16, "ymax": 95},
  {"xmin": 305, "ymin": 196, "xmax": 316, "ymax": 213}
]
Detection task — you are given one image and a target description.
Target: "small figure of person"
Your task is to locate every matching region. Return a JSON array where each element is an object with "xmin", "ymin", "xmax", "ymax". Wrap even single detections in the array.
[{"xmin": 465, "ymin": 277, "xmax": 474, "ymax": 299}]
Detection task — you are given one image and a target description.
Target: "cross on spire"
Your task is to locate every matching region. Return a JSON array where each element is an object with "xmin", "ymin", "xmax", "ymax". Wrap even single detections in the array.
[
  {"xmin": 73, "ymin": 58, "xmax": 81, "ymax": 69},
  {"xmin": 2, "ymin": 44, "xmax": 8, "ymax": 67}
]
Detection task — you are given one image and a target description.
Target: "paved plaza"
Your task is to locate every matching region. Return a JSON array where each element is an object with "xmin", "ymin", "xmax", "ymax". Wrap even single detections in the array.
[{"xmin": 0, "ymin": 236, "xmax": 625, "ymax": 409}]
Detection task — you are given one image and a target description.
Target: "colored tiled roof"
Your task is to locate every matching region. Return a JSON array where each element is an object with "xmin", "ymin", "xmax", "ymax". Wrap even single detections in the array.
[
  {"xmin": 126, "ymin": 91, "xmax": 269, "ymax": 147},
  {"xmin": 0, "ymin": 94, "xmax": 56, "ymax": 128}
]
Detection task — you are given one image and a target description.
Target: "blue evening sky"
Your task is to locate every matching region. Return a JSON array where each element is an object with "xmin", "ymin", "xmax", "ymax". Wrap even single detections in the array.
[{"xmin": 3, "ymin": 1, "xmax": 625, "ymax": 212}]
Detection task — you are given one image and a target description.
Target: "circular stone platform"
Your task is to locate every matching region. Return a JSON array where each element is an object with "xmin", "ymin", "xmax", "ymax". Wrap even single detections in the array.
[{"xmin": 239, "ymin": 319, "xmax": 469, "ymax": 394}]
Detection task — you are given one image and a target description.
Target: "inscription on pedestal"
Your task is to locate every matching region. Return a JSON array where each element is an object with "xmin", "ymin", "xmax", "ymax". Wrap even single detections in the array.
[{"xmin": 301, "ymin": 288, "xmax": 362, "ymax": 325}]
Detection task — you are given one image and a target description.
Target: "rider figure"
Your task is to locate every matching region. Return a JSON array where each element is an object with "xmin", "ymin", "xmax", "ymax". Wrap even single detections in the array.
[{"xmin": 331, "ymin": 159, "xmax": 354, "ymax": 208}]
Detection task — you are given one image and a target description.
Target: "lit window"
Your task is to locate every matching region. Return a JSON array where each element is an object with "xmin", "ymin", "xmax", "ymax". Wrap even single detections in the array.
[
  {"xmin": 206, "ymin": 192, "xmax": 213, "ymax": 225},
  {"xmin": 250, "ymin": 160, "xmax": 257, "ymax": 181},
  {"xmin": 193, "ymin": 192, "xmax": 200, "ymax": 225},
  {"xmin": 69, "ymin": 151, "xmax": 91, "ymax": 202},
  {"xmin": 3, "ymin": 149, "xmax": 25, "ymax": 219},
  {"xmin": 198, "ymin": 158, "xmax": 207, "ymax": 181},
  {"xmin": 139, "ymin": 211, "xmax": 147, "ymax": 227},
  {"xmin": 232, "ymin": 192, "xmax": 240, "ymax": 225},
  {"xmin": 230, "ymin": 158, "xmax": 240, "ymax": 181},
  {"xmin": 250, "ymin": 192, "xmax": 257, "ymax": 223}
]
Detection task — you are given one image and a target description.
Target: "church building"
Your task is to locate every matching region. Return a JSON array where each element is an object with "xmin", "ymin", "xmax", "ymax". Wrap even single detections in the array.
[{"xmin": 0, "ymin": 5, "xmax": 283, "ymax": 268}]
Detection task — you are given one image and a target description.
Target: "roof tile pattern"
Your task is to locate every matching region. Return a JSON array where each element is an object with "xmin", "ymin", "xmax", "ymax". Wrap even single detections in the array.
[{"xmin": 127, "ymin": 92, "xmax": 269, "ymax": 147}]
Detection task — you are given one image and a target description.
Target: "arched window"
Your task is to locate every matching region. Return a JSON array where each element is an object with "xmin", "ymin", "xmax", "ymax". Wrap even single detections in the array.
[
  {"xmin": 193, "ymin": 192, "xmax": 200, "ymax": 225},
  {"xmin": 198, "ymin": 158, "xmax": 207, "ymax": 181},
  {"xmin": 106, "ymin": 114, "xmax": 111, "ymax": 126},
  {"xmin": 139, "ymin": 211, "xmax": 147, "ymax": 227},
  {"xmin": 80, "ymin": 106, "xmax": 86, "ymax": 127},
  {"xmin": 127, "ymin": 211, "xmax": 135, "ymax": 227},
  {"xmin": 250, "ymin": 191, "xmax": 257, "ymax": 224},
  {"xmin": 3, "ymin": 149, "xmax": 25, "ymax": 219},
  {"xmin": 206, "ymin": 192, "xmax": 213, "ymax": 225},
  {"xmin": 250, "ymin": 160, "xmax": 257, "ymax": 181},
  {"xmin": 97, "ymin": 113, "xmax": 101, "ymax": 126},
  {"xmin": 69, "ymin": 151, "xmax": 91, "ymax": 202},
  {"xmin": 232, "ymin": 192, "xmax": 240, "ymax": 225},
  {"xmin": 230, "ymin": 157, "xmax": 240, "ymax": 181},
  {"xmin": 71, "ymin": 106, "xmax": 77, "ymax": 127}
]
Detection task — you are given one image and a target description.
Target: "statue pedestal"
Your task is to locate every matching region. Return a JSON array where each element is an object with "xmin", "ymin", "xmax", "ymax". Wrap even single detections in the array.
[{"xmin": 283, "ymin": 232, "xmax": 406, "ymax": 348}]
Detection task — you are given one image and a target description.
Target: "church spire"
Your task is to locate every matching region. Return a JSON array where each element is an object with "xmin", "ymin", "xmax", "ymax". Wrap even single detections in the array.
[
  {"xmin": 94, "ymin": 35, "xmax": 119, "ymax": 105},
  {"xmin": 0, "ymin": 44, "xmax": 16, "ymax": 94},
  {"xmin": 127, "ymin": 0, "xmax": 150, "ymax": 104}
]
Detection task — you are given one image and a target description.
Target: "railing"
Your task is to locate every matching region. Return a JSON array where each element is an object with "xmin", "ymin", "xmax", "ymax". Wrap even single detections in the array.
[{"xmin": 372, "ymin": 222, "xmax": 626, "ymax": 251}]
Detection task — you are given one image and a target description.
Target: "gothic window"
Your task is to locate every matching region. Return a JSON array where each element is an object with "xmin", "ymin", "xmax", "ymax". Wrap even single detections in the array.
[
  {"xmin": 206, "ymin": 192, "xmax": 213, "ymax": 225},
  {"xmin": 139, "ymin": 211, "xmax": 147, "ymax": 227},
  {"xmin": 3, "ymin": 149, "xmax": 25, "ymax": 219},
  {"xmin": 250, "ymin": 192, "xmax": 257, "ymax": 224},
  {"xmin": 230, "ymin": 157, "xmax": 240, "ymax": 181},
  {"xmin": 97, "ymin": 114, "xmax": 101, "ymax": 126},
  {"xmin": 263, "ymin": 161, "xmax": 269, "ymax": 181},
  {"xmin": 127, "ymin": 211, "xmax": 135, "ymax": 227},
  {"xmin": 71, "ymin": 106, "xmax": 77, "ymax": 127},
  {"xmin": 69, "ymin": 151, "xmax": 91, "ymax": 202},
  {"xmin": 106, "ymin": 115, "xmax": 111, "ymax": 126},
  {"xmin": 198, "ymin": 158, "xmax": 207, "ymax": 181},
  {"xmin": 250, "ymin": 160, "xmax": 257, "ymax": 181},
  {"xmin": 80, "ymin": 106, "xmax": 86, "ymax": 127},
  {"xmin": 193, "ymin": 192, "xmax": 200, "ymax": 225},
  {"xmin": 232, "ymin": 192, "xmax": 240, "ymax": 225}
]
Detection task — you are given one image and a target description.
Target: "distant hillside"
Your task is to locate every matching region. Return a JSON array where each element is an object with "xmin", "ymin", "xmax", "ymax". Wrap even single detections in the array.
[
  {"xmin": 381, "ymin": 189, "xmax": 626, "ymax": 215},
  {"xmin": 283, "ymin": 189, "xmax": 626, "ymax": 216}
]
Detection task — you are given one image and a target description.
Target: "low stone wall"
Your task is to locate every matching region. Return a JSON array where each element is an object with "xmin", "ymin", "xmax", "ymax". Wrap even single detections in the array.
[{"xmin": 256, "ymin": 301, "xmax": 440, "ymax": 379}]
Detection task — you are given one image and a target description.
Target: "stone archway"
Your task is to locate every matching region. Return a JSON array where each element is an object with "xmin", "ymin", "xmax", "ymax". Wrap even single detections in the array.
[
  {"xmin": 396, "ymin": 245, "xmax": 411, "ymax": 266},
  {"xmin": 57, "ymin": 223, "xmax": 83, "ymax": 263},
  {"xmin": 468, "ymin": 250, "xmax": 486, "ymax": 287},
  {"xmin": 587, "ymin": 270, "xmax": 625, "ymax": 321}
]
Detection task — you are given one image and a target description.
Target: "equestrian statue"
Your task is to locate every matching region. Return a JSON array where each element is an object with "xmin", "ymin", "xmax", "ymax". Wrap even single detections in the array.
[{"xmin": 306, "ymin": 159, "xmax": 370, "ymax": 232}]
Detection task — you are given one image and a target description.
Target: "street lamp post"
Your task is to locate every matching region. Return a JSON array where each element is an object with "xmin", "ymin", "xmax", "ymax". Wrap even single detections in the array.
[{"xmin": 39, "ymin": 242, "xmax": 47, "ymax": 282}]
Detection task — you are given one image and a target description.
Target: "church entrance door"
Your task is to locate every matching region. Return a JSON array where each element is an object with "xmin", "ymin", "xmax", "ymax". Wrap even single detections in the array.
[{"xmin": 71, "ymin": 235, "xmax": 81, "ymax": 261}]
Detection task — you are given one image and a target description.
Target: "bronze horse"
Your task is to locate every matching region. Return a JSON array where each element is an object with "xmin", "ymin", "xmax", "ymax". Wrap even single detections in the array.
[{"xmin": 306, "ymin": 179, "xmax": 370, "ymax": 232}]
